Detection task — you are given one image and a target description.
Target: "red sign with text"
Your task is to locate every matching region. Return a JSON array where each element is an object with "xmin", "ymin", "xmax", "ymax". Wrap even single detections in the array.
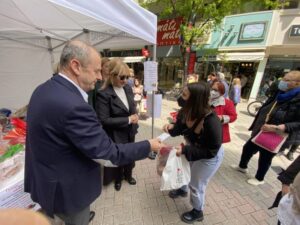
[{"xmin": 157, "ymin": 17, "xmax": 183, "ymax": 46}]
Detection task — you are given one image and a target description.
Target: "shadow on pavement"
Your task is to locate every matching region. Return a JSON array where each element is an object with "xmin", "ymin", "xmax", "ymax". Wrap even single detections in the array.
[
  {"xmin": 234, "ymin": 125, "xmax": 250, "ymax": 132},
  {"xmin": 235, "ymin": 133, "xmax": 251, "ymax": 142},
  {"xmin": 239, "ymin": 110, "xmax": 253, "ymax": 117}
]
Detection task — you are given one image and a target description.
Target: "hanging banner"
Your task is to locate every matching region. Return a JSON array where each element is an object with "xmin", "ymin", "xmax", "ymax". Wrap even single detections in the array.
[{"xmin": 157, "ymin": 17, "xmax": 183, "ymax": 46}]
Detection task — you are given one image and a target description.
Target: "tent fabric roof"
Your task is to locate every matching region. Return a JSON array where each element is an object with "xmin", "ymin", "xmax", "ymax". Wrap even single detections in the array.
[
  {"xmin": 0, "ymin": 0, "xmax": 157, "ymax": 109},
  {"xmin": 0, "ymin": 0, "xmax": 157, "ymax": 50}
]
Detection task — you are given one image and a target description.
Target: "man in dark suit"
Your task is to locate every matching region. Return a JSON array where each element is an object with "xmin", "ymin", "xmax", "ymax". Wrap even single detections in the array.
[{"xmin": 24, "ymin": 40, "xmax": 161, "ymax": 225}]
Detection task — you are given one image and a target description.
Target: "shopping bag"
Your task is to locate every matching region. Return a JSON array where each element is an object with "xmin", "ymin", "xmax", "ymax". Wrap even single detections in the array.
[
  {"xmin": 160, "ymin": 148, "xmax": 190, "ymax": 191},
  {"xmin": 252, "ymin": 131, "xmax": 288, "ymax": 153},
  {"xmin": 156, "ymin": 146, "xmax": 172, "ymax": 176}
]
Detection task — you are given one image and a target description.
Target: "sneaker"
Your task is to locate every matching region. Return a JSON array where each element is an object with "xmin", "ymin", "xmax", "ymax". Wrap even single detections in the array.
[
  {"xmin": 181, "ymin": 209, "xmax": 204, "ymax": 223},
  {"xmin": 168, "ymin": 189, "xmax": 188, "ymax": 198},
  {"xmin": 230, "ymin": 164, "xmax": 248, "ymax": 174},
  {"xmin": 286, "ymin": 152, "xmax": 294, "ymax": 161},
  {"xmin": 247, "ymin": 178, "xmax": 265, "ymax": 186}
]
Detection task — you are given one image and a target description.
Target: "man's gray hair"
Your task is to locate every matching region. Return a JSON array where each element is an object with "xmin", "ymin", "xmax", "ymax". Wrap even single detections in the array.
[{"xmin": 59, "ymin": 41, "xmax": 92, "ymax": 69}]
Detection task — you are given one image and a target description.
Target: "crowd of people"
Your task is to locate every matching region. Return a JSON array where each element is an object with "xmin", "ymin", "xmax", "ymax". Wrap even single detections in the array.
[{"xmin": 20, "ymin": 40, "xmax": 300, "ymax": 225}]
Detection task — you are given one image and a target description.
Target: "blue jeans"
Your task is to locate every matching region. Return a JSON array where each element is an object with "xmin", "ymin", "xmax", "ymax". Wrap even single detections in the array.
[{"xmin": 181, "ymin": 146, "xmax": 224, "ymax": 211}]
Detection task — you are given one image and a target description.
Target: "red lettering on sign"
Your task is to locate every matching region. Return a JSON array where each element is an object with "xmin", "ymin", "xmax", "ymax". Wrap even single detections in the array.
[{"xmin": 157, "ymin": 17, "xmax": 183, "ymax": 46}]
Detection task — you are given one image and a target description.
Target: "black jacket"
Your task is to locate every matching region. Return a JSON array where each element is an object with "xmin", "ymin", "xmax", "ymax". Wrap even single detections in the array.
[
  {"xmin": 169, "ymin": 111, "xmax": 222, "ymax": 161},
  {"xmin": 96, "ymin": 84, "xmax": 138, "ymax": 143},
  {"xmin": 249, "ymin": 91, "xmax": 300, "ymax": 146},
  {"xmin": 278, "ymin": 155, "xmax": 300, "ymax": 185}
]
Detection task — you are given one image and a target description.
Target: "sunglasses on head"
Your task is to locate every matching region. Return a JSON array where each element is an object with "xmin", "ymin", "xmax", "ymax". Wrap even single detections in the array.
[{"xmin": 118, "ymin": 75, "xmax": 130, "ymax": 81}]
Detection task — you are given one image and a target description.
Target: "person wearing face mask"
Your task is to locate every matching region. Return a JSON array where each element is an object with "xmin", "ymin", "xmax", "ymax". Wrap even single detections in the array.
[
  {"xmin": 163, "ymin": 82, "xmax": 224, "ymax": 223},
  {"xmin": 210, "ymin": 80, "xmax": 237, "ymax": 143},
  {"xmin": 232, "ymin": 70, "xmax": 300, "ymax": 186},
  {"xmin": 96, "ymin": 59, "xmax": 140, "ymax": 191}
]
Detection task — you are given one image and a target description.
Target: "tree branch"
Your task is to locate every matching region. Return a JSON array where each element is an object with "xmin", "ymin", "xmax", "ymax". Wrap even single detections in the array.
[{"xmin": 170, "ymin": 0, "xmax": 177, "ymax": 16}]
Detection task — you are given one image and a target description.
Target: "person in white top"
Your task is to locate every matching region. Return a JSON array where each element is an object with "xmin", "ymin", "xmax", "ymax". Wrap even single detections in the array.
[
  {"xmin": 278, "ymin": 171, "xmax": 300, "ymax": 225},
  {"xmin": 96, "ymin": 59, "xmax": 139, "ymax": 191}
]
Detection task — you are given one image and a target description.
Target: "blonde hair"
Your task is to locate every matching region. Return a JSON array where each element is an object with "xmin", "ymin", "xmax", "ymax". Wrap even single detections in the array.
[
  {"xmin": 101, "ymin": 57, "xmax": 110, "ymax": 67},
  {"xmin": 232, "ymin": 78, "xmax": 241, "ymax": 86},
  {"xmin": 102, "ymin": 58, "xmax": 130, "ymax": 89}
]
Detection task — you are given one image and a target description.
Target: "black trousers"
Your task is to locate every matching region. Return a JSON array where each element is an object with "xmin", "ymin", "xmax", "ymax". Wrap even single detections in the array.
[
  {"xmin": 115, "ymin": 162, "xmax": 135, "ymax": 182},
  {"xmin": 239, "ymin": 139, "xmax": 276, "ymax": 181}
]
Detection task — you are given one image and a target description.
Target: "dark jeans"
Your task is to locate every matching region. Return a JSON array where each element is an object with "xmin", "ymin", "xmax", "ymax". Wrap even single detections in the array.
[
  {"xmin": 116, "ymin": 162, "xmax": 135, "ymax": 182},
  {"xmin": 239, "ymin": 139, "xmax": 276, "ymax": 181}
]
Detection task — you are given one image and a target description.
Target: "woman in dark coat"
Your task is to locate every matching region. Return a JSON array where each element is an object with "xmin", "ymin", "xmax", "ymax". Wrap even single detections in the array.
[
  {"xmin": 96, "ymin": 59, "xmax": 139, "ymax": 191},
  {"xmin": 232, "ymin": 70, "xmax": 300, "ymax": 186}
]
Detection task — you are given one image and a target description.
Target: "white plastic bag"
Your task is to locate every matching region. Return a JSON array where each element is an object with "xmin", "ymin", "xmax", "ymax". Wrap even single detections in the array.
[{"xmin": 160, "ymin": 148, "xmax": 190, "ymax": 191}]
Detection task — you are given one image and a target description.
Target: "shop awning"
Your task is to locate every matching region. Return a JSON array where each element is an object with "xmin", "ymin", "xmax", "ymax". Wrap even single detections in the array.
[
  {"xmin": 217, "ymin": 52, "xmax": 265, "ymax": 61},
  {"xmin": 118, "ymin": 56, "xmax": 146, "ymax": 63}
]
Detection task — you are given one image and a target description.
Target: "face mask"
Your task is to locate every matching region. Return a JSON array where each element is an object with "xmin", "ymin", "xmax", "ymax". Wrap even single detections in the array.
[
  {"xmin": 177, "ymin": 96, "xmax": 186, "ymax": 108},
  {"xmin": 278, "ymin": 80, "xmax": 289, "ymax": 91},
  {"xmin": 210, "ymin": 90, "xmax": 220, "ymax": 99}
]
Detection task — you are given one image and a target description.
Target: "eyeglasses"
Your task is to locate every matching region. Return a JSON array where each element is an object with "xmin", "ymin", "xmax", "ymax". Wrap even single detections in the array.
[{"xmin": 117, "ymin": 75, "xmax": 130, "ymax": 81}]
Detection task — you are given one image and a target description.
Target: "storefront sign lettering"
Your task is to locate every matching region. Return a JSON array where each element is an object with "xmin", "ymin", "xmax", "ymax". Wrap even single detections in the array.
[
  {"xmin": 157, "ymin": 17, "xmax": 183, "ymax": 46},
  {"xmin": 290, "ymin": 25, "xmax": 300, "ymax": 37}
]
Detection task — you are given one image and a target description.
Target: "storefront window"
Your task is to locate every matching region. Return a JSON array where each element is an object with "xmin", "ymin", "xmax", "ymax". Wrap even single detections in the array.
[
  {"xmin": 258, "ymin": 58, "xmax": 300, "ymax": 97},
  {"xmin": 158, "ymin": 57, "xmax": 183, "ymax": 89}
]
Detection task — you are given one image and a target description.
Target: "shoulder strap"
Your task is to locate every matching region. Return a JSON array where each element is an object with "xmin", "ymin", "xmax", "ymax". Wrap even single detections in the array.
[
  {"xmin": 191, "ymin": 117, "xmax": 203, "ymax": 130},
  {"xmin": 265, "ymin": 101, "xmax": 277, "ymax": 123}
]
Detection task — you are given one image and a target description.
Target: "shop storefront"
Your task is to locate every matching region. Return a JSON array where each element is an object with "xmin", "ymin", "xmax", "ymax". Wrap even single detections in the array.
[
  {"xmin": 256, "ymin": 9, "xmax": 300, "ymax": 98},
  {"xmin": 196, "ymin": 11, "xmax": 273, "ymax": 99},
  {"xmin": 155, "ymin": 17, "xmax": 184, "ymax": 90}
]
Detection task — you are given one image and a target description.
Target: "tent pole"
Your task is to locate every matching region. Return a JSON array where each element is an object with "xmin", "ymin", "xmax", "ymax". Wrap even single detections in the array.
[{"xmin": 151, "ymin": 45, "xmax": 157, "ymax": 139}]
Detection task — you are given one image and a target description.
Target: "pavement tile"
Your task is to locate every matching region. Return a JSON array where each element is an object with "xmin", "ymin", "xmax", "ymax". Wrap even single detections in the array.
[
  {"xmin": 238, "ymin": 203, "xmax": 256, "ymax": 215},
  {"xmin": 204, "ymin": 211, "xmax": 227, "ymax": 225},
  {"xmin": 161, "ymin": 212, "xmax": 181, "ymax": 224},
  {"xmin": 251, "ymin": 209, "xmax": 270, "ymax": 222}
]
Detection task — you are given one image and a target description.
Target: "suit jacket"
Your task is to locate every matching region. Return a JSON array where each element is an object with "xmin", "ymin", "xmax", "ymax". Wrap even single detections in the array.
[
  {"xmin": 24, "ymin": 75, "xmax": 150, "ymax": 216},
  {"xmin": 96, "ymin": 84, "xmax": 137, "ymax": 143}
]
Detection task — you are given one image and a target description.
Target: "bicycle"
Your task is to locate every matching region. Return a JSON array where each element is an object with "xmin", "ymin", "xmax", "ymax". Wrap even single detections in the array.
[{"xmin": 247, "ymin": 96, "xmax": 267, "ymax": 117}]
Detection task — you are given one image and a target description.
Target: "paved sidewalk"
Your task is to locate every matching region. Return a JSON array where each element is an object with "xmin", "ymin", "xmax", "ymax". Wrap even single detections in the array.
[{"xmin": 90, "ymin": 99, "xmax": 298, "ymax": 225}]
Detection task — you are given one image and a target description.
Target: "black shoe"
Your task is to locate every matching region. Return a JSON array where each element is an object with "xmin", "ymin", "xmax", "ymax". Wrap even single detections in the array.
[
  {"xmin": 168, "ymin": 189, "xmax": 187, "ymax": 198},
  {"xmin": 125, "ymin": 177, "xmax": 136, "ymax": 185},
  {"xmin": 286, "ymin": 152, "xmax": 294, "ymax": 161},
  {"xmin": 181, "ymin": 209, "xmax": 204, "ymax": 224},
  {"xmin": 114, "ymin": 181, "xmax": 122, "ymax": 191},
  {"xmin": 148, "ymin": 152, "xmax": 157, "ymax": 160},
  {"xmin": 89, "ymin": 211, "xmax": 95, "ymax": 223}
]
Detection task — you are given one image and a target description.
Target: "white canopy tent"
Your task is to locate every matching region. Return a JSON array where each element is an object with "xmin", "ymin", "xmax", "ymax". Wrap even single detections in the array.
[{"xmin": 0, "ymin": 0, "xmax": 157, "ymax": 109}]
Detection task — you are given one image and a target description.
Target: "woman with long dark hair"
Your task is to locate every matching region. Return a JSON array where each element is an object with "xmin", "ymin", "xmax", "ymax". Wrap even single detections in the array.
[{"xmin": 163, "ymin": 82, "xmax": 224, "ymax": 223}]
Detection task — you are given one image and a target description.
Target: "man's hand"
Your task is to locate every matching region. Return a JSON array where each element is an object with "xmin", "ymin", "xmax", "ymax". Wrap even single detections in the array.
[
  {"xmin": 162, "ymin": 124, "xmax": 174, "ymax": 133},
  {"xmin": 129, "ymin": 114, "xmax": 139, "ymax": 124},
  {"xmin": 148, "ymin": 138, "xmax": 164, "ymax": 153}
]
